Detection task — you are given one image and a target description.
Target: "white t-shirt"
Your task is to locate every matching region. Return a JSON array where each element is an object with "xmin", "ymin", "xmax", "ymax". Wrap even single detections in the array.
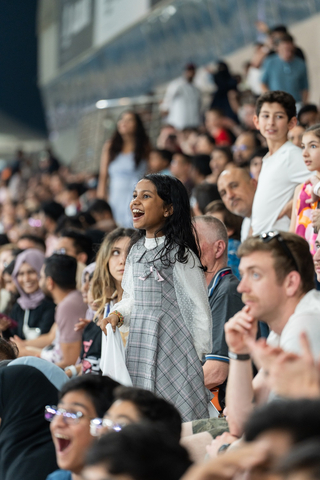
[
  {"xmin": 161, "ymin": 77, "xmax": 201, "ymax": 130},
  {"xmin": 267, "ymin": 290, "xmax": 320, "ymax": 357},
  {"xmin": 240, "ymin": 217, "xmax": 251, "ymax": 242},
  {"xmin": 251, "ymin": 141, "xmax": 309, "ymax": 235}
]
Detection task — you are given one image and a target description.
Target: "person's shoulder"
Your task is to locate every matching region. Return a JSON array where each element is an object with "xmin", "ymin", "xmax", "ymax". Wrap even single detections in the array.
[
  {"xmin": 46, "ymin": 470, "xmax": 72, "ymax": 480},
  {"xmin": 275, "ymin": 141, "xmax": 302, "ymax": 159}
]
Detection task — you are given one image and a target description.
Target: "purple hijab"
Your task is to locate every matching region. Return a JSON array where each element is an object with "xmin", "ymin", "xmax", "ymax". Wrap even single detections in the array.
[
  {"xmin": 12, "ymin": 249, "xmax": 45, "ymax": 310},
  {"xmin": 81, "ymin": 262, "xmax": 96, "ymax": 320}
]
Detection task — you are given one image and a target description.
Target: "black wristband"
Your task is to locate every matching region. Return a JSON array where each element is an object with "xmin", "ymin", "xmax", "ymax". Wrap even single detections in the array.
[
  {"xmin": 228, "ymin": 351, "xmax": 251, "ymax": 361},
  {"xmin": 218, "ymin": 443, "xmax": 231, "ymax": 455}
]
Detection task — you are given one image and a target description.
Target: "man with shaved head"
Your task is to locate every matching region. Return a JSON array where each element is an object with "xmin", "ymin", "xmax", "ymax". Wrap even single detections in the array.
[
  {"xmin": 194, "ymin": 216, "xmax": 243, "ymax": 411},
  {"xmin": 217, "ymin": 166, "xmax": 257, "ymax": 241}
]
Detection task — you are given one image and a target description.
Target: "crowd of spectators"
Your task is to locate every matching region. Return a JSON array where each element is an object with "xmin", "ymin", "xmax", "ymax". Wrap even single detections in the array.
[{"xmin": 0, "ymin": 18, "xmax": 320, "ymax": 480}]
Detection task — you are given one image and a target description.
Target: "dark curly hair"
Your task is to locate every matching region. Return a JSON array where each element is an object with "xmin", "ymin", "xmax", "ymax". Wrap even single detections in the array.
[
  {"xmin": 255, "ymin": 91, "xmax": 296, "ymax": 120},
  {"xmin": 108, "ymin": 111, "xmax": 151, "ymax": 168},
  {"xmin": 141, "ymin": 174, "xmax": 203, "ymax": 268}
]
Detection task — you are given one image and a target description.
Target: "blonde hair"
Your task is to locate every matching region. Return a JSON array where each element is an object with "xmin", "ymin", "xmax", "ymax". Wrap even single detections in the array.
[{"xmin": 91, "ymin": 228, "xmax": 136, "ymax": 316}]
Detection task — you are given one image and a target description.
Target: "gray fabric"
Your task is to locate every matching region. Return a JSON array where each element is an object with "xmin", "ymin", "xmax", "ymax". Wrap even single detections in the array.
[
  {"xmin": 126, "ymin": 238, "xmax": 209, "ymax": 422},
  {"xmin": 192, "ymin": 416, "xmax": 229, "ymax": 437}
]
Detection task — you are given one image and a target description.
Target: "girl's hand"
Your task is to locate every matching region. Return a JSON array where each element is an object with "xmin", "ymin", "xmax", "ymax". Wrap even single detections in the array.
[
  {"xmin": 98, "ymin": 314, "xmax": 119, "ymax": 334},
  {"xmin": 305, "ymin": 176, "xmax": 320, "ymax": 204}
]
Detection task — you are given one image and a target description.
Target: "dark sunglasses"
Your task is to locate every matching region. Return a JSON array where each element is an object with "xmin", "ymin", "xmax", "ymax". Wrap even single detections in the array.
[{"xmin": 260, "ymin": 231, "xmax": 299, "ymax": 273}]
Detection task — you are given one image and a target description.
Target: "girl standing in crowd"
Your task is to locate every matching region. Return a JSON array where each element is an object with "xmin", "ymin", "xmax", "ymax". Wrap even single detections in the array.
[
  {"xmin": 101, "ymin": 174, "xmax": 212, "ymax": 421},
  {"xmin": 67, "ymin": 228, "xmax": 136, "ymax": 377},
  {"xmin": 97, "ymin": 111, "xmax": 151, "ymax": 227},
  {"xmin": 10, "ymin": 249, "xmax": 55, "ymax": 339},
  {"xmin": 290, "ymin": 124, "xmax": 320, "ymax": 254}
]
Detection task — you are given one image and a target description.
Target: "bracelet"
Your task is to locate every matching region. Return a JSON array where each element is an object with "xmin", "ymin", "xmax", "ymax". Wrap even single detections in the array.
[
  {"xmin": 112, "ymin": 310, "xmax": 124, "ymax": 328},
  {"xmin": 228, "ymin": 351, "xmax": 251, "ymax": 361},
  {"xmin": 313, "ymin": 181, "xmax": 320, "ymax": 197},
  {"xmin": 64, "ymin": 365, "xmax": 77, "ymax": 377}
]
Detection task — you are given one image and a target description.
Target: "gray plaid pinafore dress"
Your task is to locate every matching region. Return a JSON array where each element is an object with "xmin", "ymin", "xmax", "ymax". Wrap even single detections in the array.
[{"xmin": 125, "ymin": 238, "xmax": 209, "ymax": 421}]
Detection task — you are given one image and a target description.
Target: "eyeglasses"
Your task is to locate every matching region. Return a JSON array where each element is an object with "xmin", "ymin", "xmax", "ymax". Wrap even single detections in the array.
[
  {"xmin": 232, "ymin": 145, "xmax": 249, "ymax": 152},
  {"xmin": 53, "ymin": 248, "xmax": 66, "ymax": 255},
  {"xmin": 90, "ymin": 417, "xmax": 125, "ymax": 436},
  {"xmin": 44, "ymin": 405, "xmax": 89, "ymax": 425},
  {"xmin": 259, "ymin": 231, "xmax": 299, "ymax": 272}
]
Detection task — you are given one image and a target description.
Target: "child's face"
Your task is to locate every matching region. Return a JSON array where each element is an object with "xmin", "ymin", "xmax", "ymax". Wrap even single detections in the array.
[
  {"xmin": 301, "ymin": 132, "xmax": 320, "ymax": 172},
  {"xmin": 148, "ymin": 152, "xmax": 168, "ymax": 174},
  {"xmin": 254, "ymin": 102, "xmax": 296, "ymax": 144},
  {"xmin": 108, "ymin": 237, "xmax": 130, "ymax": 285},
  {"xmin": 210, "ymin": 150, "xmax": 229, "ymax": 177},
  {"xmin": 250, "ymin": 156, "xmax": 263, "ymax": 181},
  {"xmin": 287, "ymin": 125, "xmax": 305, "ymax": 148},
  {"xmin": 130, "ymin": 179, "xmax": 172, "ymax": 237}
]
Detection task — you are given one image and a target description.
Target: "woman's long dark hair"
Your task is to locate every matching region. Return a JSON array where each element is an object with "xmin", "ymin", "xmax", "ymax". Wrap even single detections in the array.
[
  {"xmin": 108, "ymin": 111, "xmax": 151, "ymax": 168},
  {"xmin": 143, "ymin": 174, "xmax": 203, "ymax": 268}
]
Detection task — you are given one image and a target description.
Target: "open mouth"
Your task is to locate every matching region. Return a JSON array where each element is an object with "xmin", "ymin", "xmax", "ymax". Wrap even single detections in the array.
[
  {"xmin": 55, "ymin": 433, "xmax": 71, "ymax": 452},
  {"xmin": 132, "ymin": 209, "xmax": 144, "ymax": 220}
]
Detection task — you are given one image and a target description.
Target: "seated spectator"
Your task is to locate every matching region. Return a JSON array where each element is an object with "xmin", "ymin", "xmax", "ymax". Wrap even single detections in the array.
[
  {"xmin": 232, "ymin": 131, "xmax": 262, "ymax": 167},
  {"xmin": 224, "ymin": 232, "xmax": 320, "ymax": 439},
  {"xmin": 205, "ymin": 109, "xmax": 232, "ymax": 146},
  {"xmin": 207, "ymin": 146, "xmax": 233, "ymax": 184},
  {"xmin": 148, "ymin": 149, "xmax": 173, "ymax": 175},
  {"xmin": 191, "ymin": 399, "xmax": 320, "ymax": 480},
  {"xmin": 190, "ymin": 155, "xmax": 212, "ymax": 185},
  {"xmin": 194, "ymin": 216, "xmax": 243, "ymax": 410},
  {"xmin": 86, "ymin": 199, "xmax": 113, "ymax": 223},
  {"xmin": 191, "ymin": 183, "xmax": 220, "ymax": 216},
  {"xmin": 55, "ymin": 229, "xmax": 93, "ymax": 289},
  {"xmin": 91, "ymin": 386, "xmax": 182, "ymax": 442},
  {"xmin": 205, "ymin": 200, "xmax": 243, "ymax": 279},
  {"xmin": 276, "ymin": 439, "xmax": 320, "ymax": 480},
  {"xmin": 298, "ymin": 104, "xmax": 319, "ymax": 128},
  {"xmin": 64, "ymin": 182, "xmax": 86, "ymax": 216},
  {"xmin": 14, "ymin": 254, "xmax": 87, "ymax": 369},
  {"xmin": 0, "ymin": 336, "xmax": 18, "ymax": 361},
  {"xmin": 249, "ymin": 147, "xmax": 269, "ymax": 181},
  {"xmin": 218, "ymin": 165, "xmax": 257, "ymax": 241},
  {"xmin": 0, "ymin": 365, "xmax": 59, "ymax": 480},
  {"xmin": 55, "ymin": 229, "xmax": 93, "ymax": 265},
  {"xmin": 17, "ymin": 233, "xmax": 46, "ymax": 252},
  {"xmin": 288, "ymin": 124, "xmax": 305, "ymax": 148},
  {"xmin": 82, "ymin": 424, "xmax": 192, "ymax": 480},
  {"xmin": 46, "ymin": 375, "xmax": 119, "ymax": 480},
  {"xmin": 170, "ymin": 152, "xmax": 194, "ymax": 195},
  {"xmin": 195, "ymin": 133, "xmax": 216, "ymax": 155},
  {"xmin": 10, "ymin": 249, "xmax": 55, "ymax": 340},
  {"xmin": 40, "ymin": 201, "xmax": 65, "ymax": 256}
]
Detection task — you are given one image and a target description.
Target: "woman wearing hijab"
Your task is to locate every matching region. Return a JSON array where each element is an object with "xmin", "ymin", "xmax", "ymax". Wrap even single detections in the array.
[
  {"xmin": 10, "ymin": 248, "xmax": 55, "ymax": 340},
  {"xmin": 0, "ymin": 364, "xmax": 59, "ymax": 480}
]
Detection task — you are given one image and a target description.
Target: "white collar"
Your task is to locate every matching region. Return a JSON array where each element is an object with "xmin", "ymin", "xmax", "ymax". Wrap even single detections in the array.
[{"xmin": 144, "ymin": 236, "xmax": 165, "ymax": 250}]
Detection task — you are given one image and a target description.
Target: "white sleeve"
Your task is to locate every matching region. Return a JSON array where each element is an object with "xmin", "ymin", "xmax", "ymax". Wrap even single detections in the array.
[
  {"xmin": 173, "ymin": 251, "xmax": 212, "ymax": 359},
  {"xmin": 160, "ymin": 79, "xmax": 181, "ymax": 112},
  {"xmin": 110, "ymin": 259, "xmax": 134, "ymax": 327}
]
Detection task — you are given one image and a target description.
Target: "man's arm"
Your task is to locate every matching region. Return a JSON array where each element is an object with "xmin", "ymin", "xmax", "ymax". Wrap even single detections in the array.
[
  {"xmin": 57, "ymin": 340, "xmax": 81, "ymax": 369},
  {"xmin": 224, "ymin": 306, "xmax": 258, "ymax": 437},
  {"xmin": 203, "ymin": 360, "xmax": 229, "ymax": 390},
  {"xmin": 12, "ymin": 323, "xmax": 57, "ymax": 349}
]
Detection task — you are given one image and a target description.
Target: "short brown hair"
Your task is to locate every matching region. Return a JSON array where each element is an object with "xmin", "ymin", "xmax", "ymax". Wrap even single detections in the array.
[
  {"xmin": 256, "ymin": 91, "xmax": 296, "ymax": 120},
  {"xmin": 237, "ymin": 232, "xmax": 314, "ymax": 294}
]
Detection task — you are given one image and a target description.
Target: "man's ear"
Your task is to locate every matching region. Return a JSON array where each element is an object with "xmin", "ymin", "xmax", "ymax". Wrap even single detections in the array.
[
  {"xmin": 215, "ymin": 240, "xmax": 226, "ymax": 260},
  {"xmin": 253, "ymin": 114, "xmax": 260, "ymax": 131},
  {"xmin": 284, "ymin": 270, "xmax": 301, "ymax": 297},
  {"xmin": 287, "ymin": 116, "xmax": 297, "ymax": 131},
  {"xmin": 46, "ymin": 277, "xmax": 54, "ymax": 292},
  {"xmin": 77, "ymin": 252, "xmax": 88, "ymax": 265}
]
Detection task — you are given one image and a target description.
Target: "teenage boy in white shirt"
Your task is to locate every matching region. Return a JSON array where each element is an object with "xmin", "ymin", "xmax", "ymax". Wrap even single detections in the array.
[{"xmin": 251, "ymin": 91, "xmax": 309, "ymax": 235}]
